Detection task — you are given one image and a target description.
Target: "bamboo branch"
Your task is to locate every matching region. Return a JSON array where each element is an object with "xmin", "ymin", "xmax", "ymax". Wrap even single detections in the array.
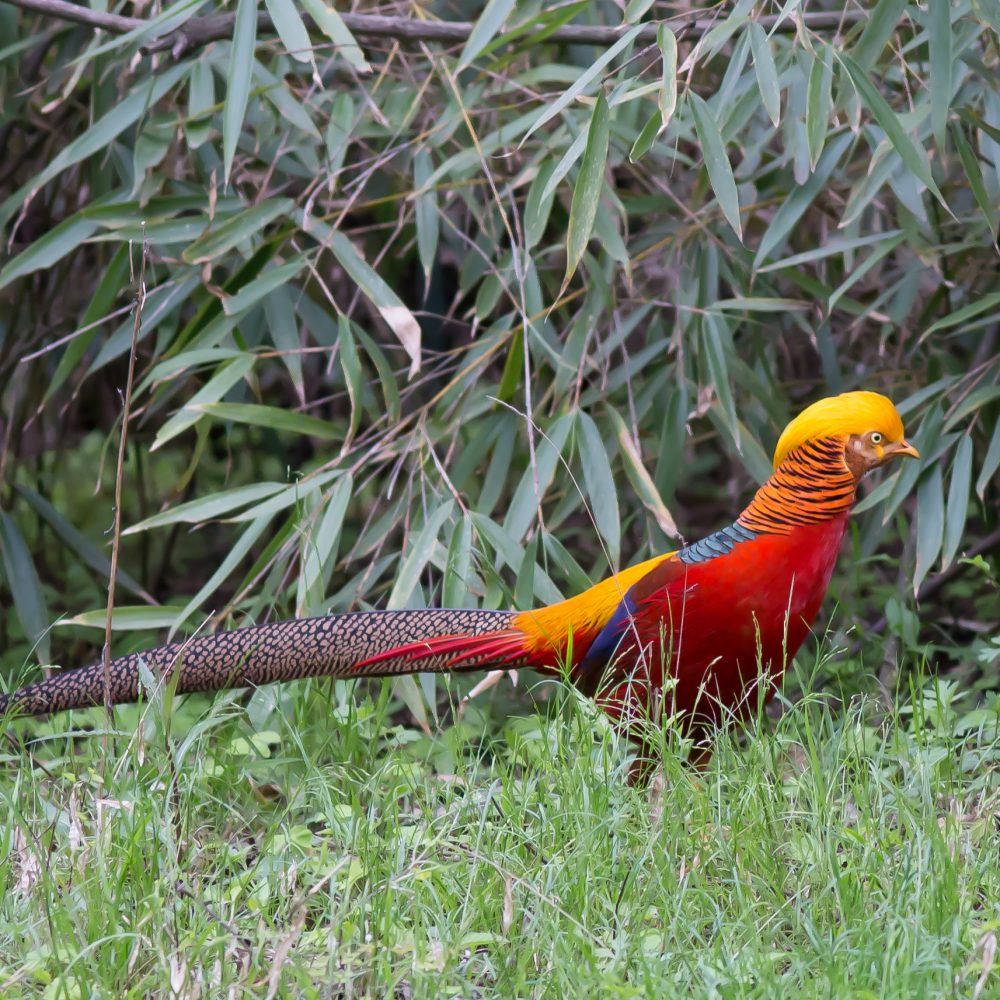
[{"xmin": 1, "ymin": 0, "xmax": 868, "ymax": 60}]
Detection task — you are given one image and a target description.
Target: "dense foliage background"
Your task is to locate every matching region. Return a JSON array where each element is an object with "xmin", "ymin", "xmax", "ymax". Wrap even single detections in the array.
[{"xmin": 1, "ymin": 0, "xmax": 999, "ymax": 995}]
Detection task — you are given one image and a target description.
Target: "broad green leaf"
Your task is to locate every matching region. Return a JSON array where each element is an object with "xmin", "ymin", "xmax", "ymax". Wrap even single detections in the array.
[
  {"xmin": 255, "ymin": 60, "xmax": 321, "ymax": 138},
  {"xmin": 827, "ymin": 233, "xmax": 906, "ymax": 311},
  {"xmin": 504, "ymin": 414, "xmax": 573, "ymax": 541},
  {"xmin": 222, "ymin": 253, "xmax": 309, "ymax": 315},
  {"xmin": 298, "ymin": 474, "xmax": 353, "ymax": 612},
  {"xmin": 414, "ymin": 149, "xmax": 439, "ymax": 291},
  {"xmin": 541, "ymin": 127, "xmax": 589, "ymax": 202},
  {"xmin": 840, "ymin": 53, "xmax": 947, "ymax": 208},
  {"xmin": 182, "ymin": 199, "xmax": 293, "ymax": 264},
  {"xmin": 756, "ymin": 231, "xmax": 902, "ymax": 273},
  {"xmin": 565, "ymin": 94, "xmax": 611, "ymax": 287},
  {"xmin": 444, "ymin": 514, "xmax": 473, "ymax": 608},
  {"xmin": 324, "ymin": 92, "xmax": 355, "ymax": 184},
  {"xmin": 0, "ymin": 511, "xmax": 50, "ymax": 662},
  {"xmin": 46, "ymin": 244, "xmax": 129, "ymax": 401},
  {"xmin": 338, "ymin": 314, "xmax": 363, "ymax": 446},
  {"xmin": 61, "ymin": 606, "xmax": 187, "ymax": 631},
  {"xmin": 125, "ymin": 483, "xmax": 288, "ymax": 533},
  {"xmin": 265, "ymin": 284, "xmax": 305, "ymax": 404},
  {"xmin": 942, "ymin": 436, "xmax": 972, "ymax": 569},
  {"xmin": 690, "ymin": 93, "xmax": 743, "ymax": 241},
  {"xmin": 625, "ymin": 0, "xmax": 657, "ymax": 21},
  {"xmin": 0, "ymin": 63, "xmax": 189, "ymax": 231},
  {"xmin": 754, "ymin": 132, "xmax": 852, "ymax": 266},
  {"xmin": 389, "ymin": 502, "xmax": 455, "ymax": 608},
  {"xmin": 953, "ymin": 125, "xmax": 998, "ymax": 238},
  {"xmin": 0, "ymin": 212, "xmax": 99, "ymax": 291},
  {"xmin": 914, "ymin": 465, "xmax": 944, "ymax": 593},
  {"xmin": 185, "ymin": 59, "xmax": 215, "ymax": 149},
  {"xmin": 607, "ymin": 406, "xmax": 679, "ymax": 538},
  {"xmin": 749, "ymin": 22, "xmax": 780, "ymax": 127},
  {"xmin": 13, "ymin": 486, "xmax": 151, "ymax": 601},
  {"xmin": 224, "ymin": 0, "xmax": 258, "ymax": 186},
  {"xmin": 264, "ymin": 0, "xmax": 312, "ymax": 62},
  {"xmin": 154, "ymin": 356, "xmax": 256, "ymax": 449},
  {"xmin": 191, "ymin": 402, "xmax": 341, "ymax": 440},
  {"xmin": 928, "ymin": 0, "xmax": 953, "ymax": 147},
  {"xmin": 175, "ymin": 513, "xmax": 274, "ymax": 635},
  {"xmin": 458, "ymin": 0, "xmax": 517, "ymax": 69},
  {"xmin": 629, "ymin": 111, "xmax": 662, "ymax": 162},
  {"xmin": 521, "ymin": 25, "xmax": 642, "ymax": 144},
  {"xmin": 298, "ymin": 0, "xmax": 370, "ymax": 73},
  {"xmin": 525, "ymin": 159, "xmax": 557, "ymax": 249},
  {"xmin": 303, "ymin": 215, "xmax": 421, "ymax": 377},
  {"xmin": 708, "ymin": 297, "xmax": 808, "ymax": 312},
  {"xmin": 658, "ymin": 25, "xmax": 678, "ymax": 129},
  {"xmin": 976, "ymin": 418, "xmax": 1000, "ymax": 498},
  {"xmin": 577, "ymin": 412, "xmax": 621, "ymax": 566},
  {"xmin": 852, "ymin": 0, "xmax": 908, "ymax": 70},
  {"xmin": 806, "ymin": 45, "xmax": 834, "ymax": 169},
  {"xmin": 923, "ymin": 291, "xmax": 1000, "ymax": 337}
]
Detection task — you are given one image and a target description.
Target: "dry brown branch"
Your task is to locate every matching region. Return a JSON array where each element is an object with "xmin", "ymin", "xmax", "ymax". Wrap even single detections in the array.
[
  {"xmin": 102, "ymin": 231, "xmax": 148, "ymax": 718},
  {"xmin": 0, "ymin": 0, "xmax": 869, "ymax": 60}
]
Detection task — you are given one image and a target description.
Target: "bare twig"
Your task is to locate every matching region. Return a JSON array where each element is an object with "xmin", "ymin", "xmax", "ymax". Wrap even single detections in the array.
[
  {"xmin": 102, "ymin": 228, "xmax": 148, "ymax": 718},
  {"xmin": 1, "ymin": 0, "xmax": 869, "ymax": 60}
]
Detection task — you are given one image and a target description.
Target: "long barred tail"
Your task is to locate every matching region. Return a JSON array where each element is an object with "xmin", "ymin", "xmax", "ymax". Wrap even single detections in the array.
[{"xmin": 0, "ymin": 609, "xmax": 528, "ymax": 717}]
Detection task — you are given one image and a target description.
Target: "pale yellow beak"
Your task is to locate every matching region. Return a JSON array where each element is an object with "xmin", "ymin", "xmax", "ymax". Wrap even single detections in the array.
[{"xmin": 890, "ymin": 439, "xmax": 920, "ymax": 460}]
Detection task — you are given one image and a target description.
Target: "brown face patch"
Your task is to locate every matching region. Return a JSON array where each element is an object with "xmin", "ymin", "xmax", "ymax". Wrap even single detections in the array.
[{"xmin": 844, "ymin": 433, "xmax": 879, "ymax": 480}]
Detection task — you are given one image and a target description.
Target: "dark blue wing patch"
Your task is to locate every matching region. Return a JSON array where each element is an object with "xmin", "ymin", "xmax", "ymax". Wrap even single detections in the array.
[
  {"xmin": 677, "ymin": 521, "xmax": 757, "ymax": 565},
  {"xmin": 573, "ymin": 590, "xmax": 638, "ymax": 693}
]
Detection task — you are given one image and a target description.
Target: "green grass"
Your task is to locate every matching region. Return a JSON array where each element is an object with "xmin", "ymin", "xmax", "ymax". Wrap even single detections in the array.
[{"xmin": 2, "ymin": 659, "xmax": 999, "ymax": 999}]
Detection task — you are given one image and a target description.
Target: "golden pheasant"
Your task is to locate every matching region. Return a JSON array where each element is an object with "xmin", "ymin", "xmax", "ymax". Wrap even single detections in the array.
[{"xmin": 0, "ymin": 391, "xmax": 919, "ymax": 738}]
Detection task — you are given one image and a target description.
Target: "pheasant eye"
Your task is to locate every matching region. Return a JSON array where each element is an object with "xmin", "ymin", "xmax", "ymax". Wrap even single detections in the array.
[{"xmin": 870, "ymin": 432, "xmax": 883, "ymax": 444}]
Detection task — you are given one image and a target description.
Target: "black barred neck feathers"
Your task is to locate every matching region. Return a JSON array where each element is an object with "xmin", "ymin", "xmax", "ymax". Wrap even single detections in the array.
[{"xmin": 737, "ymin": 436, "xmax": 857, "ymax": 536}]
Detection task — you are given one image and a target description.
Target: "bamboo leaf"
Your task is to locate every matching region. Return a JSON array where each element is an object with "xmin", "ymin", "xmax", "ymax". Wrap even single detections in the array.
[
  {"xmin": 914, "ymin": 465, "xmax": 944, "ymax": 594},
  {"xmin": 525, "ymin": 160, "xmax": 557, "ymax": 249},
  {"xmin": 444, "ymin": 514, "xmax": 473, "ymax": 608},
  {"xmin": 953, "ymin": 124, "xmax": 998, "ymax": 238},
  {"xmin": 298, "ymin": 0, "xmax": 370, "ymax": 73},
  {"xmin": 565, "ymin": 93, "xmax": 610, "ymax": 287},
  {"xmin": 749, "ymin": 22, "xmax": 780, "ymax": 127},
  {"xmin": 183, "ymin": 199, "xmax": 293, "ymax": 264},
  {"xmin": 0, "ymin": 63, "xmax": 189, "ymax": 231},
  {"xmin": 976, "ymin": 418, "xmax": 1000, "ymax": 499},
  {"xmin": 840, "ymin": 53, "xmax": 947, "ymax": 209},
  {"xmin": 191, "ymin": 402, "xmax": 341, "ymax": 440},
  {"xmin": 942, "ymin": 437, "xmax": 972, "ymax": 570},
  {"xmin": 414, "ymin": 149, "xmax": 439, "ymax": 291},
  {"xmin": 928, "ymin": 0, "xmax": 952, "ymax": 147},
  {"xmin": 61, "ymin": 606, "xmax": 187, "ymax": 631},
  {"xmin": 658, "ymin": 25, "xmax": 678, "ymax": 129},
  {"xmin": 458, "ymin": 0, "xmax": 517, "ymax": 69},
  {"xmin": 577, "ymin": 412, "xmax": 621, "ymax": 566},
  {"xmin": 629, "ymin": 110, "xmax": 662, "ymax": 162},
  {"xmin": 690, "ymin": 93, "xmax": 743, "ymax": 241},
  {"xmin": 13, "ymin": 486, "xmax": 151, "ymax": 602},
  {"xmin": 224, "ymin": 0, "xmax": 258, "ymax": 186},
  {"xmin": 264, "ymin": 0, "xmax": 312, "ymax": 63},
  {"xmin": 186, "ymin": 59, "xmax": 215, "ymax": 149},
  {"xmin": 806, "ymin": 45, "xmax": 834, "ymax": 169},
  {"xmin": 389, "ymin": 502, "xmax": 455, "ymax": 608},
  {"xmin": 0, "ymin": 511, "xmax": 50, "ymax": 662},
  {"xmin": 303, "ymin": 216, "xmax": 421, "ymax": 377},
  {"xmin": 521, "ymin": 25, "xmax": 642, "ymax": 144}
]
